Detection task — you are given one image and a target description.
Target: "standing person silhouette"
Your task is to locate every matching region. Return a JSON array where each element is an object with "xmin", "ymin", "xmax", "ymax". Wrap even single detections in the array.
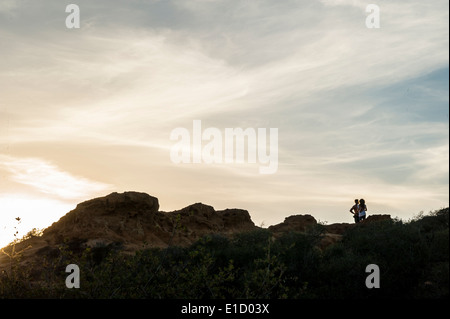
[
  {"xmin": 359, "ymin": 198, "xmax": 367, "ymax": 221},
  {"xmin": 350, "ymin": 199, "xmax": 359, "ymax": 223}
]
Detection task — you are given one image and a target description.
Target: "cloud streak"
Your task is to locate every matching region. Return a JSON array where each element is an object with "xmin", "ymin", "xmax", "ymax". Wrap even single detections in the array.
[{"xmin": 0, "ymin": 155, "xmax": 113, "ymax": 200}]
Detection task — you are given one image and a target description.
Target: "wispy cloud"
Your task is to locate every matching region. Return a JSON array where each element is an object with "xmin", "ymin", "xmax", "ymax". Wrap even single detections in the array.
[{"xmin": 0, "ymin": 155, "xmax": 113, "ymax": 200}]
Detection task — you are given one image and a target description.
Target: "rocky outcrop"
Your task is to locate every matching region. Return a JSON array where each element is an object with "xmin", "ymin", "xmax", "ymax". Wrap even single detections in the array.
[
  {"xmin": 0, "ymin": 192, "xmax": 393, "ymax": 269},
  {"xmin": 361, "ymin": 214, "xmax": 392, "ymax": 224},
  {"xmin": 268, "ymin": 214, "xmax": 318, "ymax": 234},
  {"xmin": 40, "ymin": 192, "xmax": 257, "ymax": 250},
  {"xmin": 267, "ymin": 213, "xmax": 392, "ymax": 249}
]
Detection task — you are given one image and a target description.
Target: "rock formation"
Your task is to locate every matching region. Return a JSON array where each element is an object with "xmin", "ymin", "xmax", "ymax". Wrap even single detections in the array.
[
  {"xmin": 0, "ymin": 191, "xmax": 392, "ymax": 268},
  {"xmin": 41, "ymin": 192, "xmax": 257, "ymax": 250}
]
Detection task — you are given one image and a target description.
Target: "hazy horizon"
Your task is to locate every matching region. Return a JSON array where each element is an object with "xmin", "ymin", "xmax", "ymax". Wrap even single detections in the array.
[{"xmin": 1, "ymin": 0, "xmax": 448, "ymax": 248}]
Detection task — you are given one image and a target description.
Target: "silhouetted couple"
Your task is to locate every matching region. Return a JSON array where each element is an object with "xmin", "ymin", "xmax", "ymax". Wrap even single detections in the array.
[{"xmin": 350, "ymin": 199, "xmax": 367, "ymax": 223}]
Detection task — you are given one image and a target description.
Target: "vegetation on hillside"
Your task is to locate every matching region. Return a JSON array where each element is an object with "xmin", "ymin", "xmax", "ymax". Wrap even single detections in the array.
[{"xmin": 0, "ymin": 208, "xmax": 448, "ymax": 299}]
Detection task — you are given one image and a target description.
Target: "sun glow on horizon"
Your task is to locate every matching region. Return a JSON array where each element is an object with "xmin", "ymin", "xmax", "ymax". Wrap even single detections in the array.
[{"xmin": 0, "ymin": 194, "xmax": 76, "ymax": 249}]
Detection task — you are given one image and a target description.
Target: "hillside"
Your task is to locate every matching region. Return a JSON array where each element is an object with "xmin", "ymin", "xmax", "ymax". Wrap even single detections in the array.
[
  {"xmin": 0, "ymin": 191, "xmax": 389, "ymax": 263},
  {"xmin": 0, "ymin": 192, "xmax": 447, "ymax": 299}
]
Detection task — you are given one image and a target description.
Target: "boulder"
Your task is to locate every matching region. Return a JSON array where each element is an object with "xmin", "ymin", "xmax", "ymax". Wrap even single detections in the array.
[{"xmin": 268, "ymin": 214, "xmax": 318, "ymax": 235}]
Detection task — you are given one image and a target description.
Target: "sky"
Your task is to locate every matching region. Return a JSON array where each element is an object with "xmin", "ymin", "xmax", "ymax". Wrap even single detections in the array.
[{"xmin": 0, "ymin": 0, "xmax": 448, "ymax": 248}]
